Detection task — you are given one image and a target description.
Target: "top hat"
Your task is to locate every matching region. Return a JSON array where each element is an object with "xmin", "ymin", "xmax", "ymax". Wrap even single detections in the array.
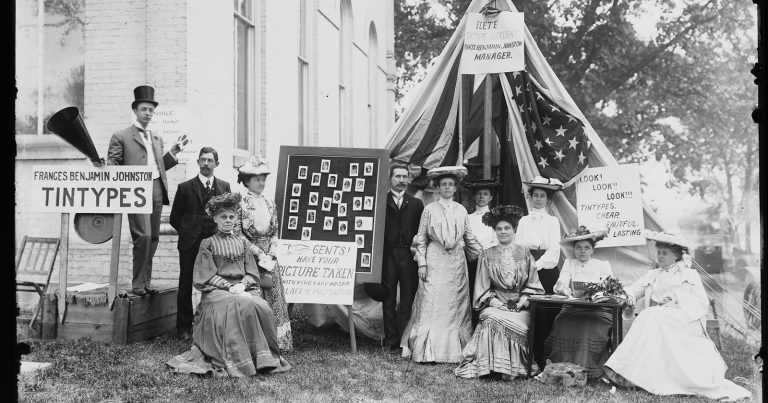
[{"xmin": 131, "ymin": 85, "xmax": 159, "ymax": 109}]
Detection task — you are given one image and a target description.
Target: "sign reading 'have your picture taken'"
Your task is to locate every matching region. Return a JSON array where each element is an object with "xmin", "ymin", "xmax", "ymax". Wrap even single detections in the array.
[
  {"xmin": 276, "ymin": 240, "xmax": 356, "ymax": 305},
  {"xmin": 460, "ymin": 11, "xmax": 525, "ymax": 74},
  {"xmin": 576, "ymin": 164, "xmax": 645, "ymax": 247}
]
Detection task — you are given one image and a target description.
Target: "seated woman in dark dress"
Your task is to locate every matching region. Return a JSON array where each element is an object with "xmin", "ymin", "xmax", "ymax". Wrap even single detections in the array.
[{"xmin": 167, "ymin": 192, "xmax": 290, "ymax": 377}]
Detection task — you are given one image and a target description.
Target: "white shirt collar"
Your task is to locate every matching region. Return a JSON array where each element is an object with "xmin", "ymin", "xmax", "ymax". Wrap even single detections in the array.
[
  {"xmin": 133, "ymin": 120, "xmax": 152, "ymax": 132},
  {"xmin": 474, "ymin": 205, "xmax": 490, "ymax": 215},
  {"xmin": 198, "ymin": 174, "xmax": 214, "ymax": 186},
  {"xmin": 528, "ymin": 206, "xmax": 548, "ymax": 218},
  {"xmin": 390, "ymin": 189, "xmax": 405, "ymax": 199},
  {"xmin": 438, "ymin": 198, "xmax": 453, "ymax": 208}
]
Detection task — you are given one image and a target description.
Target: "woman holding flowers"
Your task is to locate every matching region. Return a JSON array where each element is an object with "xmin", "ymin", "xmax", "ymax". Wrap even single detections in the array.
[
  {"xmin": 542, "ymin": 226, "xmax": 613, "ymax": 379},
  {"xmin": 603, "ymin": 231, "xmax": 750, "ymax": 400},
  {"xmin": 454, "ymin": 205, "xmax": 544, "ymax": 379}
]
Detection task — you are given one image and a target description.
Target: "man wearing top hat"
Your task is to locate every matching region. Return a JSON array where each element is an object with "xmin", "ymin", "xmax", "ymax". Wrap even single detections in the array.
[
  {"xmin": 99, "ymin": 85, "xmax": 183, "ymax": 296},
  {"xmin": 464, "ymin": 179, "xmax": 499, "ymax": 327}
]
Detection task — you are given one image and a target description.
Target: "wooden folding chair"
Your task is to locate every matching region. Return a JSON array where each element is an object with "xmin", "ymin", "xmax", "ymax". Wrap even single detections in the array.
[{"xmin": 15, "ymin": 236, "xmax": 60, "ymax": 327}]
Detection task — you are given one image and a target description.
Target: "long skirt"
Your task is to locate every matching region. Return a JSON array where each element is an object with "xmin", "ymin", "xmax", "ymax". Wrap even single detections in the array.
[
  {"xmin": 167, "ymin": 289, "xmax": 291, "ymax": 377},
  {"xmin": 543, "ymin": 306, "xmax": 612, "ymax": 378},
  {"xmin": 400, "ymin": 243, "xmax": 472, "ymax": 363},
  {"xmin": 254, "ymin": 238, "xmax": 293, "ymax": 352},
  {"xmin": 604, "ymin": 307, "xmax": 750, "ymax": 400},
  {"xmin": 455, "ymin": 307, "xmax": 537, "ymax": 378}
]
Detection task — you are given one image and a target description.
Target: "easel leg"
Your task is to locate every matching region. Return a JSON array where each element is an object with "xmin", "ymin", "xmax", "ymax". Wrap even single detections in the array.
[
  {"xmin": 58, "ymin": 213, "xmax": 69, "ymax": 324},
  {"xmin": 348, "ymin": 305, "xmax": 357, "ymax": 353},
  {"xmin": 108, "ymin": 213, "xmax": 122, "ymax": 310}
]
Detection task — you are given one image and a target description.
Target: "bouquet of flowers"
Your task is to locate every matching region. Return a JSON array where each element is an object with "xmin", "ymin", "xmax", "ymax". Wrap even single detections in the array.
[{"xmin": 583, "ymin": 276, "xmax": 630, "ymax": 307}]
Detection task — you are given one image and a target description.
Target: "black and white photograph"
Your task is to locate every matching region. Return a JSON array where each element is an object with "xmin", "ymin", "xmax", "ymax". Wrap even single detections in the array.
[
  {"xmin": 291, "ymin": 183, "xmax": 302, "ymax": 196},
  {"xmin": 320, "ymin": 159, "xmax": 331, "ymax": 173},
  {"xmin": 332, "ymin": 190, "xmax": 343, "ymax": 204},
  {"xmin": 301, "ymin": 227, "xmax": 312, "ymax": 240},
  {"xmin": 349, "ymin": 163, "xmax": 359, "ymax": 176},
  {"xmin": 337, "ymin": 203, "xmax": 347, "ymax": 217},
  {"xmin": 338, "ymin": 221, "xmax": 348, "ymax": 236},
  {"xmin": 327, "ymin": 174, "xmax": 338, "ymax": 188},
  {"xmin": 360, "ymin": 253, "xmax": 371, "ymax": 268},
  {"xmin": 355, "ymin": 234, "xmax": 364, "ymax": 248},
  {"xmin": 287, "ymin": 216, "xmax": 298, "ymax": 230},
  {"xmin": 306, "ymin": 209, "xmax": 316, "ymax": 224},
  {"xmin": 298, "ymin": 166, "xmax": 308, "ymax": 180},
  {"xmin": 308, "ymin": 192, "xmax": 319, "ymax": 206},
  {"xmin": 355, "ymin": 178, "xmax": 365, "ymax": 192},
  {"xmin": 363, "ymin": 162, "xmax": 374, "ymax": 176},
  {"xmin": 321, "ymin": 197, "xmax": 332, "ymax": 211},
  {"xmin": 355, "ymin": 216, "xmax": 373, "ymax": 231},
  {"xmin": 323, "ymin": 216, "xmax": 334, "ymax": 230},
  {"xmin": 311, "ymin": 172, "xmax": 322, "ymax": 186},
  {"xmin": 289, "ymin": 199, "xmax": 300, "ymax": 213},
  {"xmin": 342, "ymin": 178, "xmax": 352, "ymax": 192},
  {"xmin": 352, "ymin": 197, "xmax": 362, "ymax": 211},
  {"xmin": 363, "ymin": 196, "xmax": 374, "ymax": 211}
]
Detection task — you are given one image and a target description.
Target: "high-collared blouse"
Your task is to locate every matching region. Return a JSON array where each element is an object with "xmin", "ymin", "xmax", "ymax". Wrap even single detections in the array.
[
  {"xmin": 193, "ymin": 230, "xmax": 260, "ymax": 292},
  {"xmin": 473, "ymin": 243, "xmax": 545, "ymax": 309},
  {"xmin": 239, "ymin": 190, "xmax": 279, "ymax": 255},
  {"xmin": 553, "ymin": 258, "xmax": 613, "ymax": 295},
  {"xmin": 467, "ymin": 205, "xmax": 498, "ymax": 250},
  {"xmin": 514, "ymin": 207, "xmax": 561, "ymax": 270},
  {"xmin": 411, "ymin": 199, "xmax": 482, "ymax": 267},
  {"xmin": 625, "ymin": 260, "xmax": 709, "ymax": 323}
]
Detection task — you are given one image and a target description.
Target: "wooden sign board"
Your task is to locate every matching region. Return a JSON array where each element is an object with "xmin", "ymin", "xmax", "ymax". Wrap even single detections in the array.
[{"xmin": 274, "ymin": 146, "xmax": 389, "ymax": 284}]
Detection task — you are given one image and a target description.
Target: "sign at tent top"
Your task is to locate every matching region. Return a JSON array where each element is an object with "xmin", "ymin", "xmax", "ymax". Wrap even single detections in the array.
[{"xmin": 460, "ymin": 12, "xmax": 524, "ymax": 74}]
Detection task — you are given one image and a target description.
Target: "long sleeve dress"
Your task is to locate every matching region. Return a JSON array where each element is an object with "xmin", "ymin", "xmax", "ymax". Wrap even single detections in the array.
[
  {"xmin": 514, "ymin": 207, "xmax": 561, "ymax": 292},
  {"xmin": 400, "ymin": 199, "xmax": 482, "ymax": 363},
  {"xmin": 603, "ymin": 261, "xmax": 750, "ymax": 400},
  {"xmin": 543, "ymin": 258, "xmax": 614, "ymax": 378},
  {"xmin": 166, "ymin": 230, "xmax": 291, "ymax": 377},
  {"xmin": 239, "ymin": 191, "xmax": 293, "ymax": 352},
  {"xmin": 454, "ymin": 243, "xmax": 545, "ymax": 378}
]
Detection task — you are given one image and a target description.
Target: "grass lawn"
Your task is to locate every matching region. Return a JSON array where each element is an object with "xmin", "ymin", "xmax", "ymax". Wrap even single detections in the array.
[{"xmin": 17, "ymin": 309, "xmax": 761, "ymax": 403}]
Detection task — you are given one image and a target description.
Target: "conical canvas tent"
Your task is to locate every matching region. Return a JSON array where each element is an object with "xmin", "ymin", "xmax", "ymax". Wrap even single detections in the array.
[{"xmin": 384, "ymin": 0, "xmax": 759, "ymax": 342}]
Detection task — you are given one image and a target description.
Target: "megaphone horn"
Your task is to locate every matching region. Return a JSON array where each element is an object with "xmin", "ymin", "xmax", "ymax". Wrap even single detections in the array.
[{"xmin": 46, "ymin": 106, "xmax": 102, "ymax": 163}]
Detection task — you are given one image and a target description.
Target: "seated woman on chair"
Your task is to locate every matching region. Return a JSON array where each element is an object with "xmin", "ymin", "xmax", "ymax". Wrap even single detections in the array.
[
  {"xmin": 603, "ymin": 230, "xmax": 750, "ymax": 401},
  {"xmin": 167, "ymin": 192, "xmax": 291, "ymax": 377},
  {"xmin": 542, "ymin": 226, "xmax": 612, "ymax": 379}
]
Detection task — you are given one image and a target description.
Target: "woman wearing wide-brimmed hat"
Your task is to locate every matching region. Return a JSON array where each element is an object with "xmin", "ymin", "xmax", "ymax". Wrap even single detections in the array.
[
  {"xmin": 400, "ymin": 165, "xmax": 483, "ymax": 363},
  {"xmin": 603, "ymin": 231, "xmax": 750, "ymax": 400},
  {"xmin": 454, "ymin": 205, "xmax": 544, "ymax": 379},
  {"xmin": 515, "ymin": 175, "xmax": 564, "ymax": 294},
  {"xmin": 236, "ymin": 156, "xmax": 293, "ymax": 352},
  {"xmin": 167, "ymin": 193, "xmax": 291, "ymax": 377},
  {"xmin": 542, "ymin": 226, "xmax": 613, "ymax": 379}
]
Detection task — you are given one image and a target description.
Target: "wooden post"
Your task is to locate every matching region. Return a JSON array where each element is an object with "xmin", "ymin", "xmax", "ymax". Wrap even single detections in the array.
[
  {"xmin": 348, "ymin": 305, "xmax": 357, "ymax": 353},
  {"xmin": 483, "ymin": 74, "xmax": 493, "ymax": 179},
  {"xmin": 58, "ymin": 213, "xmax": 69, "ymax": 324},
  {"xmin": 108, "ymin": 213, "xmax": 122, "ymax": 310}
]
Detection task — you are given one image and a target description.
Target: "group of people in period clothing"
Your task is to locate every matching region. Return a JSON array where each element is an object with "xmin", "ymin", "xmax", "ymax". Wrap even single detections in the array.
[
  {"xmin": 378, "ymin": 164, "xmax": 750, "ymax": 401},
  {"xmin": 95, "ymin": 85, "xmax": 750, "ymax": 399}
]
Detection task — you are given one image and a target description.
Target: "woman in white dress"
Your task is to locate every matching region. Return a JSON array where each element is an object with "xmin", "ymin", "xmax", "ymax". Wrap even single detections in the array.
[
  {"xmin": 603, "ymin": 231, "xmax": 751, "ymax": 401},
  {"xmin": 543, "ymin": 226, "xmax": 613, "ymax": 379},
  {"xmin": 401, "ymin": 165, "xmax": 483, "ymax": 363}
]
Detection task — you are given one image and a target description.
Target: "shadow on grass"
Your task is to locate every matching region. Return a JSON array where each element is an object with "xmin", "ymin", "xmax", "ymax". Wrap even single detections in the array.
[{"xmin": 16, "ymin": 311, "xmax": 762, "ymax": 403}]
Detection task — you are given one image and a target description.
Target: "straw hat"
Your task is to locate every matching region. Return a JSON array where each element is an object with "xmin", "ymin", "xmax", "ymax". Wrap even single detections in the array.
[
  {"xmin": 644, "ymin": 230, "xmax": 690, "ymax": 251},
  {"xmin": 426, "ymin": 165, "xmax": 468, "ymax": 180},
  {"xmin": 560, "ymin": 226, "xmax": 608, "ymax": 246},
  {"xmin": 238, "ymin": 155, "xmax": 271, "ymax": 176},
  {"xmin": 463, "ymin": 178, "xmax": 500, "ymax": 192},
  {"xmin": 523, "ymin": 175, "xmax": 564, "ymax": 191}
]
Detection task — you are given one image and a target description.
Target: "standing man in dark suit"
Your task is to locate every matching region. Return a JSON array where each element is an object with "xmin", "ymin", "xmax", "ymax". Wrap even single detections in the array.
[
  {"xmin": 100, "ymin": 85, "xmax": 182, "ymax": 296},
  {"xmin": 381, "ymin": 163, "xmax": 424, "ymax": 351},
  {"xmin": 169, "ymin": 147, "xmax": 230, "ymax": 340}
]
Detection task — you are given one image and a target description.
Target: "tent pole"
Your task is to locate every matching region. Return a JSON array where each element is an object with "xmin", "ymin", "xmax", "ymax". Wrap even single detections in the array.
[{"xmin": 483, "ymin": 74, "xmax": 493, "ymax": 179}]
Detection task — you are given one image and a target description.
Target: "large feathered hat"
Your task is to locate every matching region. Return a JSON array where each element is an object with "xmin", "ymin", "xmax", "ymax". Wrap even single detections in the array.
[
  {"xmin": 481, "ymin": 205, "xmax": 525, "ymax": 228},
  {"xmin": 205, "ymin": 192, "xmax": 242, "ymax": 216},
  {"xmin": 238, "ymin": 155, "xmax": 271, "ymax": 176}
]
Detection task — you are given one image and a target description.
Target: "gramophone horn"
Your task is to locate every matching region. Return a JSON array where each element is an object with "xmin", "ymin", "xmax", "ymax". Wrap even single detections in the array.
[
  {"xmin": 73, "ymin": 213, "xmax": 114, "ymax": 244},
  {"xmin": 46, "ymin": 107, "xmax": 102, "ymax": 163}
]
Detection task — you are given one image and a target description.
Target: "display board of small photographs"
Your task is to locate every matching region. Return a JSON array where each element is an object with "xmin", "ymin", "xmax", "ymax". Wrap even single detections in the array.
[{"xmin": 276, "ymin": 147, "xmax": 389, "ymax": 280}]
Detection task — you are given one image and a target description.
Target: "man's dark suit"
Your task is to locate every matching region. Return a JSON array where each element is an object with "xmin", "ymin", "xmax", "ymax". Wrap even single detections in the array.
[
  {"xmin": 170, "ymin": 176, "xmax": 230, "ymax": 333},
  {"xmin": 107, "ymin": 125, "xmax": 178, "ymax": 291},
  {"xmin": 382, "ymin": 191, "xmax": 424, "ymax": 349}
]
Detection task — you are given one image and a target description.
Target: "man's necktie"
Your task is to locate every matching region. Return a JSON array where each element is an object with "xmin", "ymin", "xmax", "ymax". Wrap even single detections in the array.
[{"xmin": 205, "ymin": 179, "xmax": 212, "ymax": 194}]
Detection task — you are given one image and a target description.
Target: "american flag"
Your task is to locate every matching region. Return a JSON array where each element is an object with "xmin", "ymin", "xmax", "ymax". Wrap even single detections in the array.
[{"xmin": 507, "ymin": 70, "xmax": 589, "ymax": 183}]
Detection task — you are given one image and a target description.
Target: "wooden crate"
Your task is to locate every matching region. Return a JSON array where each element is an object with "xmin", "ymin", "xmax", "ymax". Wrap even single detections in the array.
[{"xmin": 41, "ymin": 287, "xmax": 177, "ymax": 344}]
